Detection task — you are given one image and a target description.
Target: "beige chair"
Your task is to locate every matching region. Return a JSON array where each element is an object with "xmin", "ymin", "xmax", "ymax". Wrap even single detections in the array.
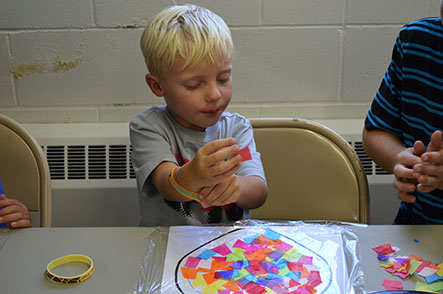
[
  {"xmin": 0, "ymin": 114, "xmax": 51, "ymax": 227},
  {"xmin": 250, "ymin": 118, "xmax": 369, "ymax": 224}
]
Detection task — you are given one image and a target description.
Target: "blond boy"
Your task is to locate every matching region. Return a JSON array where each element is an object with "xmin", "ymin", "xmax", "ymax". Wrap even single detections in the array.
[{"xmin": 130, "ymin": 5, "xmax": 267, "ymax": 226}]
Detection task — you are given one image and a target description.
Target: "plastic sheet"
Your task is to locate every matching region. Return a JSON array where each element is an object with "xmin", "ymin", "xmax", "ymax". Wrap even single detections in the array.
[{"xmin": 132, "ymin": 220, "xmax": 366, "ymax": 294}]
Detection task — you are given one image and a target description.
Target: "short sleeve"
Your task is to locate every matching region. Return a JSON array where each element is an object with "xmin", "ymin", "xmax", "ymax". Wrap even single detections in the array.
[
  {"xmin": 129, "ymin": 114, "xmax": 177, "ymax": 190},
  {"xmin": 364, "ymin": 31, "xmax": 404, "ymax": 139},
  {"xmin": 230, "ymin": 116, "xmax": 266, "ymax": 182}
]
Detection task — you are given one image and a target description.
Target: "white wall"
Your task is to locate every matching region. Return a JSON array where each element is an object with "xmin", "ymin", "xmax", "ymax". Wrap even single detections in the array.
[{"xmin": 0, "ymin": 0, "xmax": 441, "ymax": 123}]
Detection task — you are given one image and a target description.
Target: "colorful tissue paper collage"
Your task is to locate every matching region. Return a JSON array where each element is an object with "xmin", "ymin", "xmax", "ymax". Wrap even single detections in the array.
[
  {"xmin": 179, "ymin": 228, "xmax": 325, "ymax": 294},
  {"xmin": 373, "ymin": 243, "xmax": 443, "ymax": 293},
  {"xmin": 180, "ymin": 229, "xmax": 321, "ymax": 293}
]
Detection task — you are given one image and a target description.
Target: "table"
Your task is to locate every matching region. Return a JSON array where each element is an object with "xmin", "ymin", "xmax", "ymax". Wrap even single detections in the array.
[{"xmin": 0, "ymin": 225, "xmax": 441, "ymax": 293}]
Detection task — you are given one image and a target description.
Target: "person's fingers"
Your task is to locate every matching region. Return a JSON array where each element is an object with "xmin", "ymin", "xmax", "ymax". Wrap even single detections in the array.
[
  {"xmin": 421, "ymin": 151, "xmax": 443, "ymax": 164},
  {"xmin": 416, "ymin": 183, "xmax": 436, "ymax": 193},
  {"xmin": 210, "ymin": 157, "xmax": 241, "ymax": 177},
  {"xmin": 0, "ymin": 211, "xmax": 27, "ymax": 223},
  {"xmin": 393, "ymin": 177, "xmax": 416, "ymax": 193},
  {"xmin": 426, "ymin": 130, "xmax": 443, "ymax": 152},
  {"xmin": 210, "ymin": 145, "xmax": 241, "ymax": 165},
  {"xmin": 413, "ymin": 140, "xmax": 426, "ymax": 156},
  {"xmin": 10, "ymin": 219, "xmax": 32, "ymax": 228},
  {"xmin": 397, "ymin": 191, "xmax": 416, "ymax": 203},
  {"xmin": 393, "ymin": 164, "xmax": 416, "ymax": 180},
  {"xmin": 199, "ymin": 138, "xmax": 237, "ymax": 156}
]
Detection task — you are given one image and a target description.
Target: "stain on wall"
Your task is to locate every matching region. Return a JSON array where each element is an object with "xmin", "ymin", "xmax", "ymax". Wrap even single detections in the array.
[
  {"xmin": 9, "ymin": 62, "xmax": 45, "ymax": 79},
  {"xmin": 9, "ymin": 52, "xmax": 84, "ymax": 79}
]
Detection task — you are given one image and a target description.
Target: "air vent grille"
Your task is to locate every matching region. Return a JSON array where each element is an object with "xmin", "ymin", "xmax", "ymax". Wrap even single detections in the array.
[
  {"xmin": 349, "ymin": 141, "xmax": 391, "ymax": 176},
  {"xmin": 68, "ymin": 146, "xmax": 86, "ymax": 179},
  {"xmin": 43, "ymin": 142, "xmax": 391, "ymax": 180},
  {"xmin": 88, "ymin": 145, "xmax": 106, "ymax": 179},
  {"xmin": 375, "ymin": 164, "xmax": 390, "ymax": 175},
  {"xmin": 46, "ymin": 146, "xmax": 65, "ymax": 180},
  {"xmin": 109, "ymin": 145, "xmax": 128, "ymax": 179},
  {"xmin": 43, "ymin": 144, "xmax": 136, "ymax": 180}
]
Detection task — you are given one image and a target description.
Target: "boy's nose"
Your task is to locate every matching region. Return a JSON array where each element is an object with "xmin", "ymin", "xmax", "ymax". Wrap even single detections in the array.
[{"xmin": 206, "ymin": 83, "xmax": 221, "ymax": 101}]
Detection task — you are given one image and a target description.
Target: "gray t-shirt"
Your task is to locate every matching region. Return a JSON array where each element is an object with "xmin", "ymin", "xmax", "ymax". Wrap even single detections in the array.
[{"xmin": 130, "ymin": 106, "xmax": 266, "ymax": 226}]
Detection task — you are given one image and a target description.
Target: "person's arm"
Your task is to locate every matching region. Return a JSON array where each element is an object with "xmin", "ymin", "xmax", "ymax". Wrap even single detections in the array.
[
  {"xmin": 0, "ymin": 194, "xmax": 32, "ymax": 228},
  {"xmin": 362, "ymin": 128, "xmax": 425, "ymax": 203},
  {"xmin": 233, "ymin": 175, "xmax": 267, "ymax": 209},
  {"xmin": 198, "ymin": 174, "xmax": 267, "ymax": 209},
  {"xmin": 151, "ymin": 138, "xmax": 242, "ymax": 202},
  {"xmin": 362, "ymin": 128, "xmax": 408, "ymax": 173}
]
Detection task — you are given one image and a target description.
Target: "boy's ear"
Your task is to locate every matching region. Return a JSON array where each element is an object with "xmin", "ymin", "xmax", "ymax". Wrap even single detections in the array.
[{"xmin": 145, "ymin": 74, "xmax": 164, "ymax": 97}]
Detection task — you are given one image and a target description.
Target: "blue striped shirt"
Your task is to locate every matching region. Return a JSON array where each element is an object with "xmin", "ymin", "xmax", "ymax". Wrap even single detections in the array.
[{"xmin": 365, "ymin": 18, "xmax": 443, "ymax": 224}]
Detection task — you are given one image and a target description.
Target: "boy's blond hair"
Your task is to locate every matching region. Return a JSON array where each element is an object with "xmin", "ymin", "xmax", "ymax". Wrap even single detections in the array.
[{"xmin": 140, "ymin": 4, "xmax": 233, "ymax": 76}]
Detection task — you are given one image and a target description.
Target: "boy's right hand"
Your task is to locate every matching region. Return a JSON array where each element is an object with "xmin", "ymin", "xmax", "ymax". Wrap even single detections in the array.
[{"xmin": 185, "ymin": 138, "xmax": 242, "ymax": 191}]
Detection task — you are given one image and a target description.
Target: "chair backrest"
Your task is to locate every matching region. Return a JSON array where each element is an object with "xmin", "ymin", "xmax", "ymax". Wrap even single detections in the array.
[
  {"xmin": 250, "ymin": 118, "xmax": 369, "ymax": 224},
  {"xmin": 0, "ymin": 114, "xmax": 51, "ymax": 227}
]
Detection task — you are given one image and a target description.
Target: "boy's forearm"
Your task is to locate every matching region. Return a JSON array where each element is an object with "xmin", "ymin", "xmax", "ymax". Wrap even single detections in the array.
[
  {"xmin": 234, "ymin": 175, "xmax": 267, "ymax": 209},
  {"xmin": 151, "ymin": 162, "xmax": 194, "ymax": 202},
  {"xmin": 362, "ymin": 128, "xmax": 405, "ymax": 173}
]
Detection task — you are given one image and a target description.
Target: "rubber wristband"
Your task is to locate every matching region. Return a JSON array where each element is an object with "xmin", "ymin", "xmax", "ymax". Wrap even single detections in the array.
[
  {"xmin": 46, "ymin": 254, "xmax": 94, "ymax": 284},
  {"xmin": 169, "ymin": 166, "xmax": 201, "ymax": 202}
]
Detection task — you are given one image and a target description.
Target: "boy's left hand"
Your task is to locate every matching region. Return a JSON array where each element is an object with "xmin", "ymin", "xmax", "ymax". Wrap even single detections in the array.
[
  {"xmin": 199, "ymin": 175, "xmax": 239, "ymax": 208},
  {"xmin": 0, "ymin": 194, "xmax": 32, "ymax": 228},
  {"xmin": 413, "ymin": 130, "xmax": 443, "ymax": 192}
]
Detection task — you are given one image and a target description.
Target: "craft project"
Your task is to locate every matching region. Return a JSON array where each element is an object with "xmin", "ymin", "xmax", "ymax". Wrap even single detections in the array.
[
  {"xmin": 161, "ymin": 225, "xmax": 352, "ymax": 293},
  {"xmin": 373, "ymin": 243, "xmax": 443, "ymax": 292}
]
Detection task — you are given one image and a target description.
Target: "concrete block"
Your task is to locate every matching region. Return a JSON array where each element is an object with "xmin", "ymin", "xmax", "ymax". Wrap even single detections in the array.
[
  {"xmin": 178, "ymin": 0, "xmax": 260, "ymax": 26},
  {"xmin": 0, "ymin": 108, "xmax": 98, "ymax": 123},
  {"xmin": 346, "ymin": 0, "xmax": 429, "ymax": 24},
  {"xmin": 259, "ymin": 102, "xmax": 370, "ymax": 120},
  {"xmin": 231, "ymin": 27, "xmax": 341, "ymax": 102},
  {"xmin": 9, "ymin": 30, "xmax": 153, "ymax": 106},
  {"xmin": 95, "ymin": 0, "xmax": 174, "ymax": 28},
  {"xmin": 0, "ymin": 0, "xmax": 92, "ymax": 29},
  {"xmin": 0, "ymin": 34, "xmax": 14, "ymax": 106},
  {"xmin": 342, "ymin": 26, "xmax": 402, "ymax": 101},
  {"xmin": 263, "ymin": 0, "xmax": 343, "ymax": 25},
  {"xmin": 225, "ymin": 104, "xmax": 259, "ymax": 118},
  {"xmin": 99, "ymin": 105, "xmax": 155, "ymax": 123},
  {"xmin": 428, "ymin": 0, "xmax": 442, "ymax": 16}
]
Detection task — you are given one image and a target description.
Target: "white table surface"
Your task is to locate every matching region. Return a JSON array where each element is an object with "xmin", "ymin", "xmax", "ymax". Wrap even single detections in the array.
[{"xmin": 0, "ymin": 225, "xmax": 441, "ymax": 294}]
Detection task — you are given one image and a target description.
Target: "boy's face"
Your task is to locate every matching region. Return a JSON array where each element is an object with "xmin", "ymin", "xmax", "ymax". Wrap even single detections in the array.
[{"xmin": 148, "ymin": 57, "xmax": 233, "ymax": 131}]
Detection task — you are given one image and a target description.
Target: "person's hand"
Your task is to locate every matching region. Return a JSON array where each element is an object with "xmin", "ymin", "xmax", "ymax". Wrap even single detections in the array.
[
  {"xmin": 393, "ymin": 140, "xmax": 425, "ymax": 203},
  {"xmin": 185, "ymin": 138, "xmax": 241, "ymax": 190},
  {"xmin": 0, "ymin": 194, "xmax": 32, "ymax": 228},
  {"xmin": 199, "ymin": 175, "xmax": 239, "ymax": 208},
  {"xmin": 413, "ymin": 130, "xmax": 443, "ymax": 192}
]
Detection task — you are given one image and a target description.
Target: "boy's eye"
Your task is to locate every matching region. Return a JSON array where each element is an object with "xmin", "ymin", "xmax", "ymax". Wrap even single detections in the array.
[
  {"xmin": 185, "ymin": 83, "xmax": 201, "ymax": 90},
  {"xmin": 217, "ymin": 78, "xmax": 229, "ymax": 84},
  {"xmin": 217, "ymin": 75, "xmax": 231, "ymax": 84}
]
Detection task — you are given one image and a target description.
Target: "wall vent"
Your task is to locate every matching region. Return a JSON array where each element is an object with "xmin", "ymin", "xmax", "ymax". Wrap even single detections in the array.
[
  {"xmin": 43, "ymin": 145, "xmax": 136, "ymax": 180},
  {"xmin": 42, "ymin": 141, "xmax": 391, "ymax": 181},
  {"xmin": 349, "ymin": 141, "xmax": 391, "ymax": 176}
]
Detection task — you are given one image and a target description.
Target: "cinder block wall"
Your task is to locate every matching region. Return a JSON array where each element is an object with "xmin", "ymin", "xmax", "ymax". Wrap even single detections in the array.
[{"xmin": 0, "ymin": 0, "xmax": 440, "ymax": 123}]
